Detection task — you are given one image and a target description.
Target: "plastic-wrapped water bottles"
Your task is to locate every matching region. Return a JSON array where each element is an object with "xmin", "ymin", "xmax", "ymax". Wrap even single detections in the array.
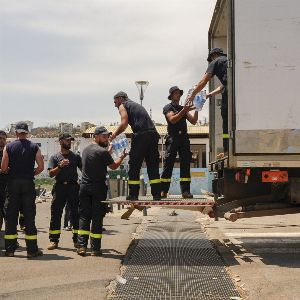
[
  {"xmin": 194, "ymin": 90, "xmax": 206, "ymax": 111},
  {"xmin": 111, "ymin": 133, "xmax": 130, "ymax": 160}
]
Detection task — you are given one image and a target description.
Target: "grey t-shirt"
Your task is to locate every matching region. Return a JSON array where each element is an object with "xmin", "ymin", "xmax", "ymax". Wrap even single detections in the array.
[
  {"xmin": 81, "ymin": 143, "xmax": 114, "ymax": 184},
  {"xmin": 206, "ymin": 56, "xmax": 228, "ymax": 86},
  {"xmin": 48, "ymin": 151, "xmax": 82, "ymax": 182}
]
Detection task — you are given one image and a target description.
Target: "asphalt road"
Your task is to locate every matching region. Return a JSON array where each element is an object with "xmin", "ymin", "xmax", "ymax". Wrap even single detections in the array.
[{"xmin": 0, "ymin": 200, "xmax": 141, "ymax": 300}]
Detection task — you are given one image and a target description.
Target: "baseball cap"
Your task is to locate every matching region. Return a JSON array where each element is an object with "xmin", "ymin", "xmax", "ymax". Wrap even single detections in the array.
[
  {"xmin": 15, "ymin": 122, "xmax": 29, "ymax": 134},
  {"xmin": 114, "ymin": 91, "xmax": 128, "ymax": 99},
  {"xmin": 94, "ymin": 126, "xmax": 112, "ymax": 136},
  {"xmin": 168, "ymin": 86, "xmax": 183, "ymax": 100},
  {"xmin": 59, "ymin": 133, "xmax": 75, "ymax": 141},
  {"xmin": 207, "ymin": 47, "xmax": 227, "ymax": 62}
]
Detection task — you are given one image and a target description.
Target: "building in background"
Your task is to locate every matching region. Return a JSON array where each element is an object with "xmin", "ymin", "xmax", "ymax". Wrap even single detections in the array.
[
  {"xmin": 59, "ymin": 122, "xmax": 73, "ymax": 134},
  {"xmin": 80, "ymin": 122, "xmax": 95, "ymax": 132}
]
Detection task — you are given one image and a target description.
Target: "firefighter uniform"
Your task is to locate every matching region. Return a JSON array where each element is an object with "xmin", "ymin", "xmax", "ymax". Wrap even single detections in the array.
[
  {"xmin": 121, "ymin": 96, "xmax": 161, "ymax": 199},
  {"xmin": 48, "ymin": 151, "xmax": 81, "ymax": 247},
  {"xmin": 161, "ymin": 101, "xmax": 192, "ymax": 196},
  {"xmin": 0, "ymin": 147, "xmax": 8, "ymax": 230},
  {"xmin": 77, "ymin": 127, "xmax": 114, "ymax": 255},
  {"xmin": 206, "ymin": 51, "xmax": 228, "ymax": 153},
  {"xmin": 4, "ymin": 138, "xmax": 41, "ymax": 255}
]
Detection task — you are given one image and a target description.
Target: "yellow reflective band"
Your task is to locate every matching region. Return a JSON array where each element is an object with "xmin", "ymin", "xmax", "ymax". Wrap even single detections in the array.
[
  {"xmin": 78, "ymin": 230, "xmax": 90, "ymax": 235},
  {"xmin": 180, "ymin": 178, "xmax": 191, "ymax": 182},
  {"xmin": 49, "ymin": 230, "xmax": 61, "ymax": 235},
  {"xmin": 72, "ymin": 230, "xmax": 78, "ymax": 234},
  {"xmin": 149, "ymin": 179, "xmax": 161, "ymax": 184},
  {"xmin": 128, "ymin": 180, "xmax": 140, "ymax": 185},
  {"xmin": 4, "ymin": 234, "xmax": 18, "ymax": 240},
  {"xmin": 19, "ymin": 213, "xmax": 24, "ymax": 217},
  {"xmin": 25, "ymin": 235, "xmax": 37, "ymax": 240},
  {"xmin": 223, "ymin": 134, "xmax": 229, "ymax": 139},
  {"xmin": 161, "ymin": 178, "xmax": 171, "ymax": 182},
  {"xmin": 90, "ymin": 233, "xmax": 102, "ymax": 239}
]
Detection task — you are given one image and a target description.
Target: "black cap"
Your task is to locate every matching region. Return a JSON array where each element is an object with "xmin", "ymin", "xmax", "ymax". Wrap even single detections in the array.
[
  {"xmin": 207, "ymin": 47, "xmax": 227, "ymax": 62},
  {"xmin": 59, "ymin": 133, "xmax": 75, "ymax": 141},
  {"xmin": 94, "ymin": 126, "xmax": 112, "ymax": 136},
  {"xmin": 114, "ymin": 91, "xmax": 128, "ymax": 99},
  {"xmin": 168, "ymin": 86, "xmax": 183, "ymax": 100},
  {"xmin": 15, "ymin": 122, "xmax": 29, "ymax": 133}
]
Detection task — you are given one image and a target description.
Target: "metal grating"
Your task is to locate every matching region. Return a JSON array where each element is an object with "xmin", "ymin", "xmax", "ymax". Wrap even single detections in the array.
[{"xmin": 108, "ymin": 212, "xmax": 240, "ymax": 300}]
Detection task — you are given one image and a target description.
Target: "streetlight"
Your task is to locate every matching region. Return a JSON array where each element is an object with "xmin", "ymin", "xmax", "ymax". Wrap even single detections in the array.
[{"xmin": 135, "ymin": 81, "xmax": 149, "ymax": 106}]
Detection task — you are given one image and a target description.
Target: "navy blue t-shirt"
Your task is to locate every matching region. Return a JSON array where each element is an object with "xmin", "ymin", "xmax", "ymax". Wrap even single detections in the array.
[
  {"xmin": 123, "ymin": 99, "xmax": 156, "ymax": 133},
  {"xmin": 48, "ymin": 151, "xmax": 82, "ymax": 183},
  {"xmin": 206, "ymin": 56, "xmax": 228, "ymax": 86},
  {"xmin": 0, "ymin": 149, "xmax": 8, "ymax": 183},
  {"xmin": 163, "ymin": 103, "xmax": 188, "ymax": 135},
  {"xmin": 6, "ymin": 139, "xmax": 39, "ymax": 180}
]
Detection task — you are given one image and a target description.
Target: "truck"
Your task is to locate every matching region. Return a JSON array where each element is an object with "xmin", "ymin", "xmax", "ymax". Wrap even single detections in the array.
[{"xmin": 209, "ymin": 0, "xmax": 300, "ymax": 221}]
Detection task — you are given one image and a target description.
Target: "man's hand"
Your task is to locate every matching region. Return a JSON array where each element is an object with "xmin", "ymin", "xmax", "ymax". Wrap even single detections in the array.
[
  {"xmin": 108, "ymin": 144, "xmax": 113, "ymax": 154},
  {"xmin": 120, "ymin": 149, "xmax": 128, "ymax": 159},
  {"xmin": 109, "ymin": 133, "xmax": 116, "ymax": 142},
  {"xmin": 58, "ymin": 159, "xmax": 69, "ymax": 168}
]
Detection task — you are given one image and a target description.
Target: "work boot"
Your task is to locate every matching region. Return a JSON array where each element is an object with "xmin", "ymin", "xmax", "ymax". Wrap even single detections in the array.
[
  {"xmin": 5, "ymin": 251, "xmax": 14, "ymax": 257},
  {"xmin": 77, "ymin": 247, "xmax": 87, "ymax": 256},
  {"xmin": 126, "ymin": 195, "xmax": 138, "ymax": 201},
  {"xmin": 27, "ymin": 250, "xmax": 43, "ymax": 259},
  {"xmin": 47, "ymin": 242, "xmax": 58, "ymax": 250},
  {"xmin": 182, "ymin": 192, "xmax": 193, "ymax": 199},
  {"xmin": 161, "ymin": 192, "xmax": 168, "ymax": 199},
  {"xmin": 91, "ymin": 250, "xmax": 102, "ymax": 257}
]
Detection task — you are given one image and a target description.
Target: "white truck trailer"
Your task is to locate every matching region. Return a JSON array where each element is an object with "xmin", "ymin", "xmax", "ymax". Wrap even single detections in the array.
[{"xmin": 209, "ymin": 0, "xmax": 300, "ymax": 220}]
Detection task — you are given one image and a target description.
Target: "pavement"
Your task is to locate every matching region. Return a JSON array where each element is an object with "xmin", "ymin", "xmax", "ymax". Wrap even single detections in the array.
[
  {"xmin": 202, "ymin": 213, "xmax": 300, "ymax": 300},
  {"xmin": 2, "ymin": 198, "xmax": 300, "ymax": 300},
  {"xmin": 0, "ymin": 199, "xmax": 145, "ymax": 299}
]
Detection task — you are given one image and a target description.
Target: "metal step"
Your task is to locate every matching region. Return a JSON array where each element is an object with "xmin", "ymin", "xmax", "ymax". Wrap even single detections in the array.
[
  {"xmin": 103, "ymin": 196, "xmax": 214, "ymax": 207},
  {"xmin": 108, "ymin": 211, "xmax": 240, "ymax": 300}
]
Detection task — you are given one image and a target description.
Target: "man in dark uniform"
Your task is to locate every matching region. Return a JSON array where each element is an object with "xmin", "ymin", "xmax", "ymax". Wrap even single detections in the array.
[
  {"xmin": 187, "ymin": 48, "xmax": 228, "ymax": 158},
  {"xmin": 161, "ymin": 86, "xmax": 198, "ymax": 198},
  {"xmin": 1, "ymin": 122, "xmax": 44, "ymax": 258},
  {"xmin": 0, "ymin": 130, "xmax": 8, "ymax": 230},
  {"xmin": 111, "ymin": 91, "xmax": 161, "ymax": 200},
  {"xmin": 77, "ymin": 126, "xmax": 127, "ymax": 256},
  {"xmin": 47, "ymin": 133, "xmax": 82, "ymax": 250}
]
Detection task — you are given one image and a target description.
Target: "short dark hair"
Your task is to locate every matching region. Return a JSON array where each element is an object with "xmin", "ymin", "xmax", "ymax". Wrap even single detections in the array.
[{"xmin": 0, "ymin": 130, "xmax": 7, "ymax": 137}]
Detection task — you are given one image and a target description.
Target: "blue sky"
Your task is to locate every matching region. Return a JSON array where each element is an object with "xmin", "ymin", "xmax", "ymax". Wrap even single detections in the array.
[{"xmin": 0, "ymin": 0, "xmax": 216, "ymax": 129}]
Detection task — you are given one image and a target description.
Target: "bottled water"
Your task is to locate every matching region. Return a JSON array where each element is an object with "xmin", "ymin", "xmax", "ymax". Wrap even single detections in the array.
[
  {"xmin": 185, "ymin": 85, "xmax": 197, "ymax": 103},
  {"xmin": 111, "ymin": 133, "xmax": 130, "ymax": 160},
  {"xmin": 194, "ymin": 90, "xmax": 206, "ymax": 111}
]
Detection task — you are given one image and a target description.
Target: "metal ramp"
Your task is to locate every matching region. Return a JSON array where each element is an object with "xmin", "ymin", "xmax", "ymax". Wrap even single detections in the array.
[
  {"xmin": 108, "ymin": 211, "xmax": 240, "ymax": 300},
  {"xmin": 103, "ymin": 196, "xmax": 214, "ymax": 208}
]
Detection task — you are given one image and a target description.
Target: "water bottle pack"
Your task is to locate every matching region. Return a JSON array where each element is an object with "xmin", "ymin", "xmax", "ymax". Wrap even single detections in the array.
[
  {"xmin": 111, "ymin": 133, "xmax": 130, "ymax": 161},
  {"xmin": 194, "ymin": 90, "xmax": 206, "ymax": 111}
]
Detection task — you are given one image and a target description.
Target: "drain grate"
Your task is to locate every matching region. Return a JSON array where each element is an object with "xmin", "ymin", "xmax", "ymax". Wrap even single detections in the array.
[{"xmin": 109, "ymin": 212, "xmax": 240, "ymax": 300}]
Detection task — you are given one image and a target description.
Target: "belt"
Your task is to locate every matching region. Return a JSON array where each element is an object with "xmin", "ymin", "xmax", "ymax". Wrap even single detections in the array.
[
  {"xmin": 57, "ymin": 181, "xmax": 78, "ymax": 185},
  {"xmin": 169, "ymin": 131, "xmax": 187, "ymax": 136}
]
